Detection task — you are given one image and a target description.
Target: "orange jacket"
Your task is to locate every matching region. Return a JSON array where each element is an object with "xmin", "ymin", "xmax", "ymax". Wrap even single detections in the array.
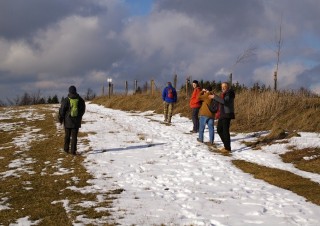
[{"xmin": 189, "ymin": 87, "xmax": 202, "ymax": 108}]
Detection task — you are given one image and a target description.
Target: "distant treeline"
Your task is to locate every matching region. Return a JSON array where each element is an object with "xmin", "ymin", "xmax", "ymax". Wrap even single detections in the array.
[{"xmin": 0, "ymin": 88, "xmax": 96, "ymax": 107}]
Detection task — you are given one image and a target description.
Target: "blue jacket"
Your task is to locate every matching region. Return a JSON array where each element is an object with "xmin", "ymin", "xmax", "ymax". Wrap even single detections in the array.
[{"xmin": 162, "ymin": 85, "xmax": 177, "ymax": 103}]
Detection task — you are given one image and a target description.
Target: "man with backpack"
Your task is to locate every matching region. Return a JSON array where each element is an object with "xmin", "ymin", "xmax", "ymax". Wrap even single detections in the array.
[
  {"xmin": 58, "ymin": 85, "xmax": 86, "ymax": 155},
  {"xmin": 162, "ymin": 82, "xmax": 177, "ymax": 124}
]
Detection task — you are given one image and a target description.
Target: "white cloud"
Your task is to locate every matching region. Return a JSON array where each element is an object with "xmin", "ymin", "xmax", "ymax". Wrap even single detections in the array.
[
  {"xmin": 1, "ymin": 0, "xmax": 320, "ymax": 100},
  {"xmin": 0, "ymin": 39, "xmax": 37, "ymax": 74},
  {"xmin": 253, "ymin": 62, "xmax": 306, "ymax": 88},
  {"xmin": 123, "ymin": 10, "xmax": 214, "ymax": 59},
  {"xmin": 0, "ymin": 15, "xmax": 102, "ymax": 76}
]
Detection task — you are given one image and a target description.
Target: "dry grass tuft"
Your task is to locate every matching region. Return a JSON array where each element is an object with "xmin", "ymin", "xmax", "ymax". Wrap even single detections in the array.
[
  {"xmin": 242, "ymin": 126, "xmax": 300, "ymax": 149},
  {"xmin": 280, "ymin": 147, "xmax": 320, "ymax": 174}
]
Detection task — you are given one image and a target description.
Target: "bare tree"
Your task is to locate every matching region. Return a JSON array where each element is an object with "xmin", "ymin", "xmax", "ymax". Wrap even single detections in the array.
[
  {"xmin": 229, "ymin": 44, "xmax": 257, "ymax": 85},
  {"xmin": 85, "ymin": 88, "xmax": 96, "ymax": 100},
  {"xmin": 31, "ymin": 90, "xmax": 42, "ymax": 105},
  {"xmin": 0, "ymin": 99, "xmax": 6, "ymax": 107},
  {"xmin": 274, "ymin": 14, "xmax": 284, "ymax": 91},
  {"xmin": 6, "ymin": 98, "xmax": 14, "ymax": 106}
]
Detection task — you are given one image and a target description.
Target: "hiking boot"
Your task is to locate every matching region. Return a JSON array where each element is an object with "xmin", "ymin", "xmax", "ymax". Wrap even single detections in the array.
[
  {"xmin": 219, "ymin": 147, "xmax": 230, "ymax": 153},
  {"xmin": 197, "ymin": 138, "xmax": 203, "ymax": 143},
  {"xmin": 190, "ymin": 130, "xmax": 198, "ymax": 133},
  {"xmin": 205, "ymin": 142, "xmax": 216, "ymax": 147}
]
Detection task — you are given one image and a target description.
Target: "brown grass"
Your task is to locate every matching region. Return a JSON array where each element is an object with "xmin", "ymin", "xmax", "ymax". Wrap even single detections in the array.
[
  {"xmin": 233, "ymin": 160, "xmax": 320, "ymax": 206},
  {"xmin": 234, "ymin": 90, "xmax": 320, "ymax": 132},
  {"xmin": 242, "ymin": 126, "xmax": 300, "ymax": 149},
  {"xmin": 280, "ymin": 147, "xmax": 320, "ymax": 174},
  {"xmin": 92, "ymin": 90, "xmax": 320, "ymax": 133},
  {"xmin": 0, "ymin": 105, "xmax": 118, "ymax": 225},
  {"xmin": 93, "ymin": 92, "xmax": 192, "ymax": 119}
]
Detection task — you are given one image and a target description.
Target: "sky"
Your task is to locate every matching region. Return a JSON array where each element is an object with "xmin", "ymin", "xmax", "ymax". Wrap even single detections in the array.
[
  {"xmin": 1, "ymin": 102, "xmax": 320, "ymax": 225},
  {"xmin": 1, "ymin": 0, "xmax": 320, "ymax": 101}
]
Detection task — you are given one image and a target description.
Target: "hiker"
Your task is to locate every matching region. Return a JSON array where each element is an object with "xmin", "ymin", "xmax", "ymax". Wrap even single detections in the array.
[
  {"xmin": 189, "ymin": 80, "xmax": 202, "ymax": 133},
  {"xmin": 58, "ymin": 85, "xmax": 86, "ymax": 155},
  {"xmin": 162, "ymin": 82, "xmax": 177, "ymax": 123},
  {"xmin": 209, "ymin": 82, "xmax": 235, "ymax": 153},
  {"xmin": 197, "ymin": 86, "xmax": 215, "ymax": 145}
]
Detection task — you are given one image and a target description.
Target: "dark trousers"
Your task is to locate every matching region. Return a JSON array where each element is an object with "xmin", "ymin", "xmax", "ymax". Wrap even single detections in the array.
[
  {"xmin": 217, "ymin": 118, "xmax": 231, "ymax": 151},
  {"xmin": 191, "ymin": 108, "xmax": 200, "ymax": 132},
  {"xmin": 64, "ymin": 128, "xmax": 79, "ymax": 154}
]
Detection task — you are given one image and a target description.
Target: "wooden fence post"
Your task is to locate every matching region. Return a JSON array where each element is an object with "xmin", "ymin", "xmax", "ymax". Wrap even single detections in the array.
[
  {"xmin": 125, "ymin": 81, "xmax": 128, "ymax": 95},
  {"xmin": 151, "ymin": 80, "xmax": 155, "ymax": 96},
  {"xmin": 134, "ymin": 80, "xmax": 138, "ymax": 94},
  {"xmin": 174, "ymin": 74, "xmax": 177, "ymax": 89},
  {"xmin": 186, "ymin": 78, "xmax": 190, "ymax": 97}
]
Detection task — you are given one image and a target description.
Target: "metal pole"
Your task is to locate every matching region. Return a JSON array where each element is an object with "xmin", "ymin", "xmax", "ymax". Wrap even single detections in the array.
[
  {"xmin": 108, "ymin": 82, "xmax": 111, "ymax": 98},
  {"xmin": 274, "ymin": 71, "xmax": 277, "ymax": 91}
]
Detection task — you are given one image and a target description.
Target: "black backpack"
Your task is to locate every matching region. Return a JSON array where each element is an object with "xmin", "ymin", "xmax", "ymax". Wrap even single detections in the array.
[{"xmin": 207, "ymin": 99, "xmax": 218, "ymax": 113}]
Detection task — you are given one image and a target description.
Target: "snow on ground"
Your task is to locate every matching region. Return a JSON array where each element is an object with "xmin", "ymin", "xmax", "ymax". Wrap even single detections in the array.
[
  {"xmin": 1, "ymin": 103, "xmax": 319, "ymax": 225},
  {"xmin": 79, "ymin": 102, "xmax": 320, "ymax": 226},
  {"xmin": 0, "ymin": 107, "xmax": 49, "ymax": 225}
]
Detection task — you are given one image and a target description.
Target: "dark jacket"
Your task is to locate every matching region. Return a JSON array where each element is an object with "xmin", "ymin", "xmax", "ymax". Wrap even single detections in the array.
[
  {"xmin": 214, "ymin": 89, "xmax": 235, "ymax": 119},
  {"xmin": 162, "ymin": 84, "xmax": 178, "ymax": 103},
  {"xmin": 59, "ymin": 93, "xmax": 86, "ymax": 128}
]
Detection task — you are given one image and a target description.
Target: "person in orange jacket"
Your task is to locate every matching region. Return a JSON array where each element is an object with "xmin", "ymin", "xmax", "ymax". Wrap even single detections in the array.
[{"xmin": 189, "ymin": 80, "xmax": 202, "ymax": 133}]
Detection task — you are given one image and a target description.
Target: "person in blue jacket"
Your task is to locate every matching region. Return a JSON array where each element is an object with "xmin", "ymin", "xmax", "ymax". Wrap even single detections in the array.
[{"xmin": 162, "ymin": 82, "xmax": 177, "ymax": 123}]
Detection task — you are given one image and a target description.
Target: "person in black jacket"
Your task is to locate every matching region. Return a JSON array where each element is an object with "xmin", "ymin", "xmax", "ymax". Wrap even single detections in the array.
[
  {"xmin": 209, "ymin": 82, "xmax": 235, "ymax": 153},
  {"xmin": 58, "ymin": 85, "xmax": 86, "ymax": 155}
]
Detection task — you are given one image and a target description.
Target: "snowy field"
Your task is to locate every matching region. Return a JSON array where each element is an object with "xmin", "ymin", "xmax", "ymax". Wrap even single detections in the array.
[
  {"xmin": 79, "ymin": 103, "xmax": 320, "ymax": 226},
  {"xmin": 1, "ymin": 102, "xmax": 319, "ymax": 226}
]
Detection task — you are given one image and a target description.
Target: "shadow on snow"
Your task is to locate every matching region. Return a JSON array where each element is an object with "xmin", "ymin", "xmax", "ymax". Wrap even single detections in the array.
[{"xmin": 90, "ymin": 143, "xmax": 166, "ymax": 154}]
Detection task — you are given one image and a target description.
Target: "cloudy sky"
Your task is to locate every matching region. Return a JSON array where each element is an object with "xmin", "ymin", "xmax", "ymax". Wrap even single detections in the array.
[{"xmin": 1, "ymin": 0, "xmax": 320, "ymax": 101}]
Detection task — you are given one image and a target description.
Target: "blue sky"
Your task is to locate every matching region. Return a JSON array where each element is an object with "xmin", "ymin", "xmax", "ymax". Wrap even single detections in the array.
[
  {"xmin": 0, "ymin": 0, "xmax": 320, "ymax": 102},
  {"xmin": 125, "ymin": 0, "xmax": 153, "ymax": 15}
]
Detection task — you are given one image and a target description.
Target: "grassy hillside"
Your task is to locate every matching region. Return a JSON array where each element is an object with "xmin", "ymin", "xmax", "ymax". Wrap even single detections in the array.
[
  {"xmin": 0, "ymin": 105, "xmax": 119, "ymax": 225},
  {"xmin": 1, "ymin": 96, "xmax": 319, "ymax": 225},
  {"xmin": 92, "ymin": 90, "xmax": 320, "ymax": 133}
]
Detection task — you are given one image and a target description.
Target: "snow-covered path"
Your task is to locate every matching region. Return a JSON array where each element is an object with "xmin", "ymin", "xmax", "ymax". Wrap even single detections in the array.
[{"xmin": 80, "ymin": 103, "xmax": 320, "ymax": 226}]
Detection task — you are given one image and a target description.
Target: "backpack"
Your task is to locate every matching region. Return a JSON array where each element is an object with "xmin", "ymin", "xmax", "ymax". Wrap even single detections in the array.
[
  {"xmin": 68, "ymin": 98, "xmax": 79, "ymax": 117},
  {"xmin": 168, "ymin": 88, "xmax": 174, "ymax": 99},
  {"xmin": 207, "ymin": 99, "xmax": 218, "ymax": 114}
]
